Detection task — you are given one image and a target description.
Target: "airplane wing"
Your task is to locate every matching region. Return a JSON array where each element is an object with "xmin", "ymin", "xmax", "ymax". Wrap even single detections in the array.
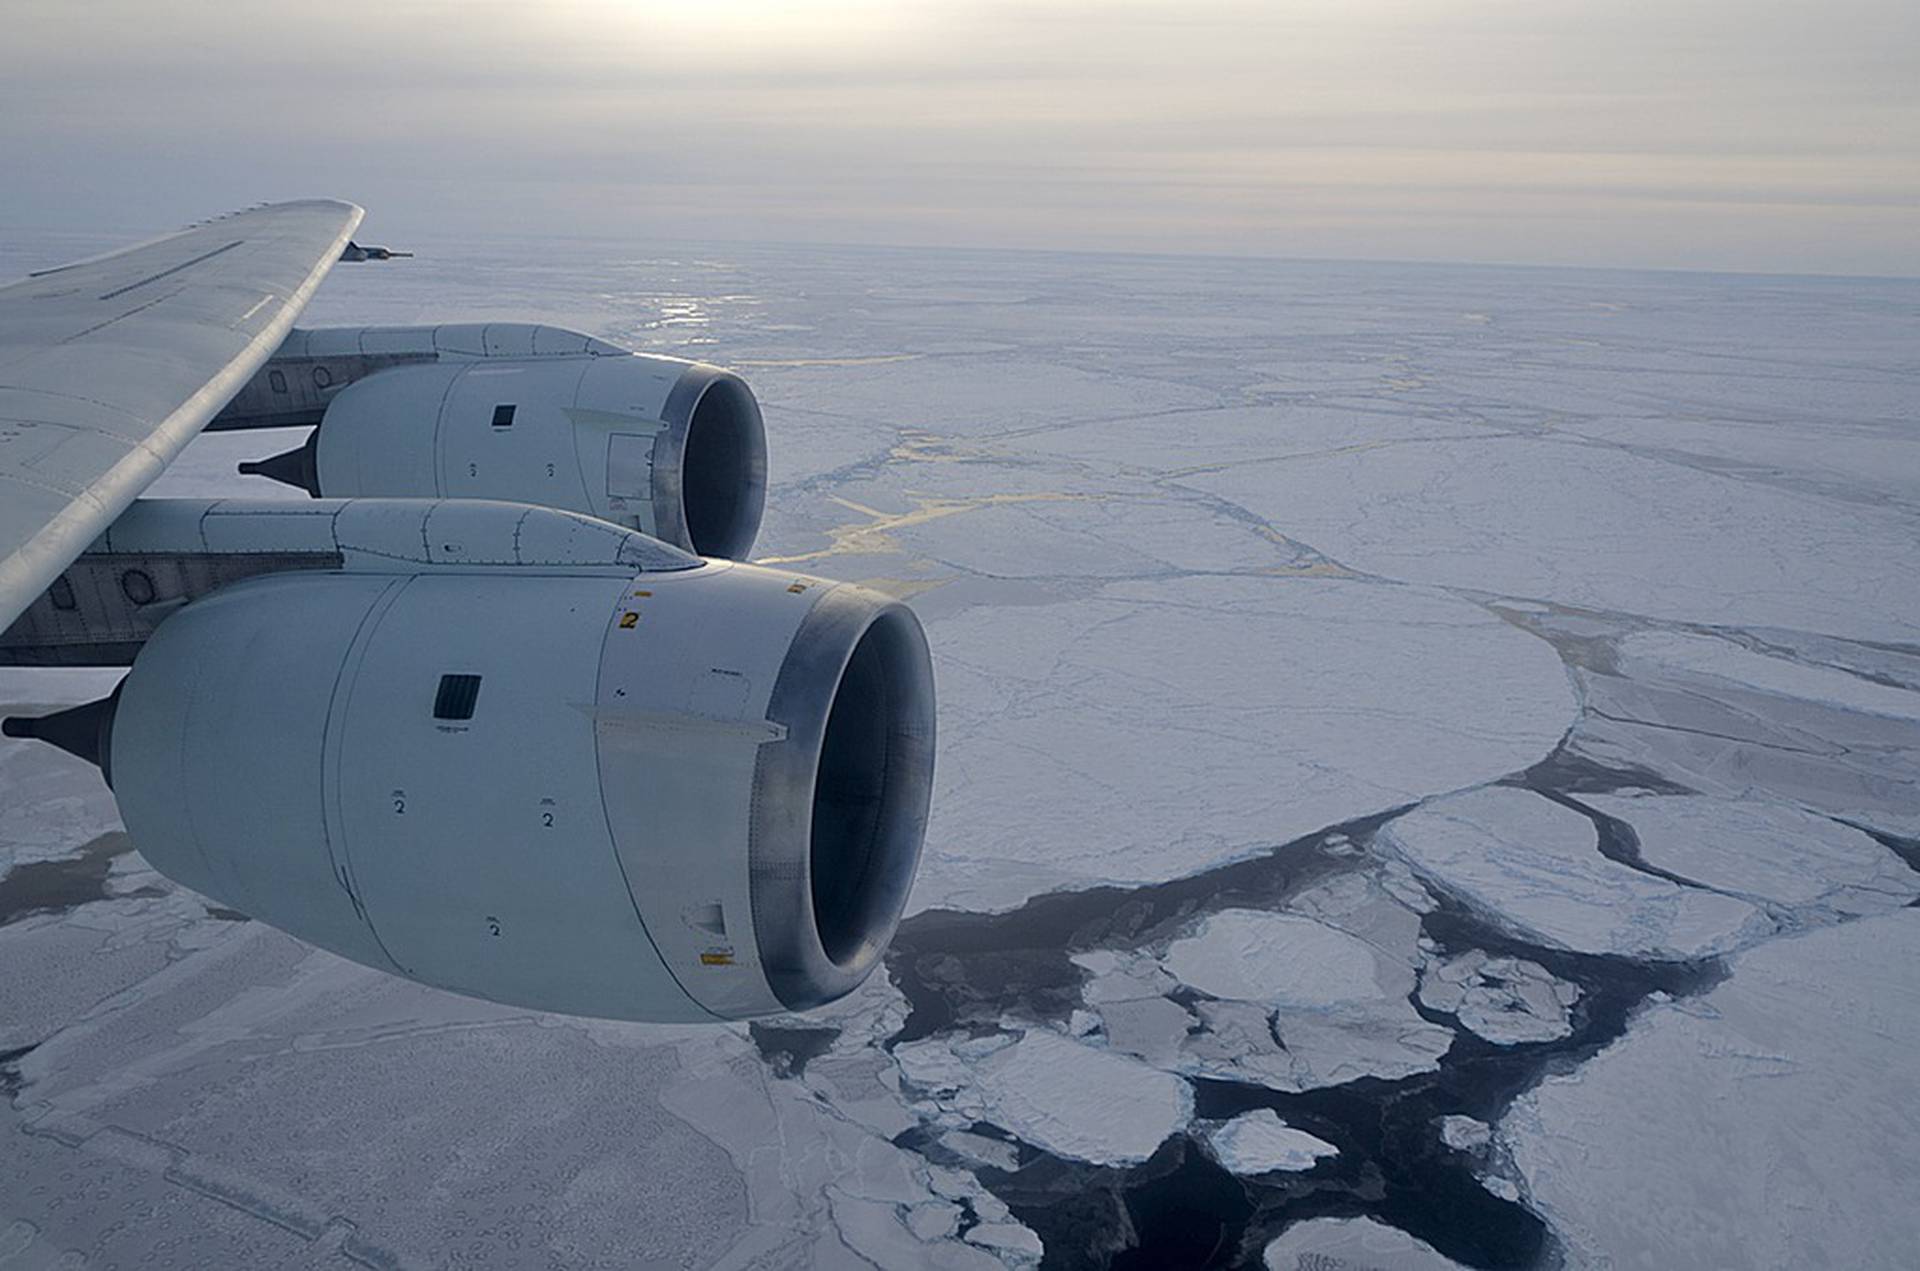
[{"xmin": 0, "ymin": 199, "xmax": 363, "ymax": 630}]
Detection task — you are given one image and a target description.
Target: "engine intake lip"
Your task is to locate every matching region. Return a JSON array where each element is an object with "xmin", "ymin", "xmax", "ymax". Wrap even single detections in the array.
[
  {"xmin": 749, "ymin": 585, "xmax": 935, "ymax": 1012},
  {"xmin": 655, "ymin": 364, "xmax": 768, "ymax": 561}
]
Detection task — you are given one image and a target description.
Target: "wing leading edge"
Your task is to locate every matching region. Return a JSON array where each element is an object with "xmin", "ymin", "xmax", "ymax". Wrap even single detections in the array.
[{"xmin": 0, "ymin": 200, "xmax": 364, "ymax": 631}]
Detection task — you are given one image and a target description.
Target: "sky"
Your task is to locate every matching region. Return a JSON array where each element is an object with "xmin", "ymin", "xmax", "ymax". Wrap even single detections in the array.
[{"xmin": 2, "ymin": 0, "xmax": 1916, "ymax": 275}]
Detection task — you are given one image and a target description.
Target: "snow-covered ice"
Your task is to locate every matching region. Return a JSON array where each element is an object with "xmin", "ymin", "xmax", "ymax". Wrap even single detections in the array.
[
  {"xmin": 1560, "ymin": 617, "xmax": 1920, "ymax": 840},
  {"xmin": 1580, "ymin": 792, "xmax": 1920, "ymax": 916},
  {"xmin": 1162, "ymin": 909, "xmax": 1383, "ymax": 1006},
  {"xmin": 1200, "ymin": 1109, "xmax": 1337, "ymax": 1175},
  {"xmin": 1418, "ymin": 949, "xmax": 1579, "ymax": 1045},
  {"xmin": 1617, "ymin": 630, "xmax": 1920, "ymax": 723},
  {"xmin": 1264, "ymin": 1216, "xmax": 1465, "ymax": 1270},
  {"xmin": 1157, "ymin": 888, "xmax": 1457, "ymax": 1091},
  {"xmin": 1382, "ymin": 787, "xmax": 1771, "ymax": 958},
  {"xmin": 895, "ymin": 1029, "xmax": 1191, "ymax": 1167},
  {"xmin": 1190, "ymin": 434, "xmax": 1920, "ymax": 644},
  {"xmin": 912, "ymin": 574, "xmax": 1573, "ymax": 912},
  {"xmin": 1502, "ymin": 910, "xmax": 1920, "ymax": 1270},
  {"xmin": 1438, "ymin": 1115, "xmax": 1491, "ymax": 1152}
]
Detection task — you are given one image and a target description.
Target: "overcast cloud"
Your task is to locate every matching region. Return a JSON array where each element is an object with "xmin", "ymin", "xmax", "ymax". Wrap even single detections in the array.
[{"xmin": 3, "ymin": 0, "xmax": 1915, "ymax": 273}]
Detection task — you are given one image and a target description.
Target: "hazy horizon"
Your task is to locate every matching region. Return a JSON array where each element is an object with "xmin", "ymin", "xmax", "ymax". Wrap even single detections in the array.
[{"xmin": 5, "ymin": 0, "xmax": 1916, "ymax": 278}]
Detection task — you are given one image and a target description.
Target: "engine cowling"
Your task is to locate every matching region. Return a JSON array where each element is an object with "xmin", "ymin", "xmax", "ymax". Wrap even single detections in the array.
[
  {"xmin": 102, "ymin": 545, "xmax": 934, "ymax": 1021},
  {"xmin": 235, "ymin": 327, "xmax": 768, "ymax": 560}
]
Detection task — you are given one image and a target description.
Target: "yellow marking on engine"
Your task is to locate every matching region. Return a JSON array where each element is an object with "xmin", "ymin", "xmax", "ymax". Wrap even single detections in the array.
[
  {"xmin": 700, "ymin": 951, "xmax": 735, "ymax": 967},
  {"xmin": 618, "ymin": 611, "xmax": 639, "ymax": 629}
]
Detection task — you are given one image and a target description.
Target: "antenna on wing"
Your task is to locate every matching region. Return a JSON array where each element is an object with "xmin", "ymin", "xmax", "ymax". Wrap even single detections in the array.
[
  {"xmin": 339, "ymin": 240, "xmax": 412, "ymax": 262},
  {"xmin": 3, "ymin": 685, "xmax": 122, "ymax": 786},
  {"xmin": 237, "ymin": 431, "xmax": 321, "ymax": 495}
]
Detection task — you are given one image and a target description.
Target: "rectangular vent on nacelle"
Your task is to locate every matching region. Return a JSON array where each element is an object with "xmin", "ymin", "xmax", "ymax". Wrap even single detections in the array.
[
  {"xmin": 491, "ymin": 404, "xmax": 516, "ymax": 428},
  {"xmin": 433, "ymin": 674, "xmax": 483, "ymax": 721}
]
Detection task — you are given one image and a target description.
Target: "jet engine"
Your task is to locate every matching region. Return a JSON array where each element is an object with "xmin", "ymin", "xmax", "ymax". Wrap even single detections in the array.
[
  {"xmin": 21, "ymin": 499, "xmax": 933, "ymax": 1022},
  {"xmin": 230, "ymin": 325, "xmax": 768, "ymax": 559}
]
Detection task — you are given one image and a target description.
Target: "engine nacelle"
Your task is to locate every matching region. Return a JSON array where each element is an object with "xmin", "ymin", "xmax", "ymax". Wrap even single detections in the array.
[
  {"xmin": 101, "ymin": 529, "xmax": 933, "ymax": 1021},
  {"xmin": 234, "ymin": 326, "xmax": 768, "ymax": 560}
]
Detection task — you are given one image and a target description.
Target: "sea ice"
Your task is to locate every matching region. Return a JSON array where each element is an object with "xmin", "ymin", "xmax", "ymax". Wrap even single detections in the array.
[
  {"xmin": 965, "ymin": 1223, "xmax": 1044, "ymax": 1259},
  {"xmin": 1090, "ymin": 996, "xmax": 1193, "ymax": 1066},
  {"xmin": 1382, "ymin": 787, "xmax": 1769, "ymax": 958},
  {"xmin": 895, "ymin": 1029, "xmax": 1191, "ymax": 1167},
  {"xmin": 1561, "ymin": 622, "xmax": 1920, "ymax": 839},
  {"xmin": 1616, "ymin": 630, "xmax": 1920, "ymax": 722},
  {"xmin": 1502, "ymin": 910, "xmax": 1920, "ymax": 1269},
  {"xmin": 1071, "ymin": 949, "xmax": 1177, "ymax": 1005},
  {"xmin": 1417, "ymin": 950, "xmax": 1578, "ymax": 1045},
  {"xmin": 908, "ymin": 574, "xmax": 1574, "ymax": 912},
  {"xmin": 1188, "ymin": 435, "xmax": 1920, "ymax": 643},
  {"xmin": 1580, "ymin": 792, "xmax": 1919, "ymax": 916},
  {"xmin": 1264, "ymin": 1216, "xmax": 1465, "ymax": 1270},
  {"xmin": 1157, "ymin": 902, "xmax": 1456, "ymax": 1091},
  {"xmin": 1162, "ymin": 910, "xmax": 1382, "ymax": 1007},
  {"xmin": 1438, "ymin": 1115, "xmax": 1491, "ymax": 1152},
  {"xmin": 1200, "ymin": 1109, "xmax": 1337, "ymax": 1175}
]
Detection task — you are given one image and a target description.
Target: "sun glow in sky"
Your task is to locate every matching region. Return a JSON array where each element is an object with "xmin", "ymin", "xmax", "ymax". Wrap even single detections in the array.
[{"xmin": 3, "ymin": 0, "xmax": 1915, "ymax": 273}]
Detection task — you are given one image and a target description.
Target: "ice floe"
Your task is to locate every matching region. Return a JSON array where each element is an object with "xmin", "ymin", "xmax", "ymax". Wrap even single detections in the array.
[
  {"xmin": 1617, "ymin": 631, "xmax": 1920, "ymax": 722},
  {"xmin": 1199, "ymin": 1109, "xmax": 1337, "ymax": 1174},
  {"xmin": 1438, "ymin": 1115, "xmax": 1491, "ymax": 1152},
  {"xmin": 1382, "ymin": 787, "xmax": 1770, "ymax": 958},
  {"xmin": 895, "ymin": 1029, "xmax": 1191, "ymax": 1167},
  {"xmin": 1417, "ymin": 949, "xmax": 1579, "ymax": 1045},
  {"xmin": 1188, "ymin": 435, "xmax": 1920, "ymax": 643},
  {"xmin": 1149, "ymin": 886, "xmax": 1457, "ymax": 1091},
  {"xmin": 1502, "ymin": 909, "xmax": 1920, "ymax": 1269},
  {"xmin": 1264, "ymin": 1216, "xmax": 1465, "ymax": 1270},
  {"xmin": 1559, "ymin": 620, "xmax": 1920, "ymax": 840},
  {"xmin": 1162, "ymin": 910, "xmax": 1382, "ymax": 1007},
  {"xmin": 911, "ymin": 573, "xmax": 1575, "ymax": 912},
  {"xmin": 1579, "ymin": 792, "xmax": 1920, "ymax": 916}
]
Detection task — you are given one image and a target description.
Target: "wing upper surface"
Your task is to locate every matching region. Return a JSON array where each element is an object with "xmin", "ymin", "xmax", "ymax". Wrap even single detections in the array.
[{"xmin": 0, "ymin": 200, "xmax": 363, "ymax": 630}]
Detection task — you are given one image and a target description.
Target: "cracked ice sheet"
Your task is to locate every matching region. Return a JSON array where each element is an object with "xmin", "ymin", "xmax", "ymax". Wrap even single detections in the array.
[
  {"xmin": 1162, "ymin": 900, "xmax": 1455, "ymax": 1091},
  {"xmin": 1566, "ymin": 633, "xmax": 1920, "ymax": 839},
  {"xmin": 896, "ymin": 1029, "xmax": 1191, "ymax": 1167},
  {"xmin": 1551, "ymin": 413, "xmax": 1920, "ymax": 513},
  {"xmin": 1581, "ymin": 793, "xmax": 1919, "ymax": 916},
  {"xmin": 1164, "ymin": 910, "xmax": 1391, "ymax": 1007},
  {"xmin": 1616, "ymin": 630, "xmax": 1920, "ymax": 723},
  {"xmin": 914, "ymin": 575, "xmax": 1575, "ymax": 913},
  {"xmin": 746, "ymin": 354, "xmax": 1213, "ymax": 439},
  {"xmin": 7, "ymin": 924, "xmax": 1028, "ymax": 1270},
  {"xmin": 1186, "ymin": 434, "xmax": 1920, "ymax": 643},
  {"xmin": 1007, "ymin": 403, "xmax": 1478, "ymax": 479},
  {"xmin": 1417, "ymin": 950, "xmax": 1578, "ymax": 1045},
  {"xmin": 1382, "ymin": 787, "xmax": 1769, "ymax": 959},
  {"xmin": 1502, "ymin": 909, "xmax": 1920, "ymax": 1270},
  {"xmin": 0, "ymin": 872, "xmax": 242, "ymax": 1050},
  {"xmin": 1075, "ymin": 868, "xmax": 1457, "ymax": 1093}
]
